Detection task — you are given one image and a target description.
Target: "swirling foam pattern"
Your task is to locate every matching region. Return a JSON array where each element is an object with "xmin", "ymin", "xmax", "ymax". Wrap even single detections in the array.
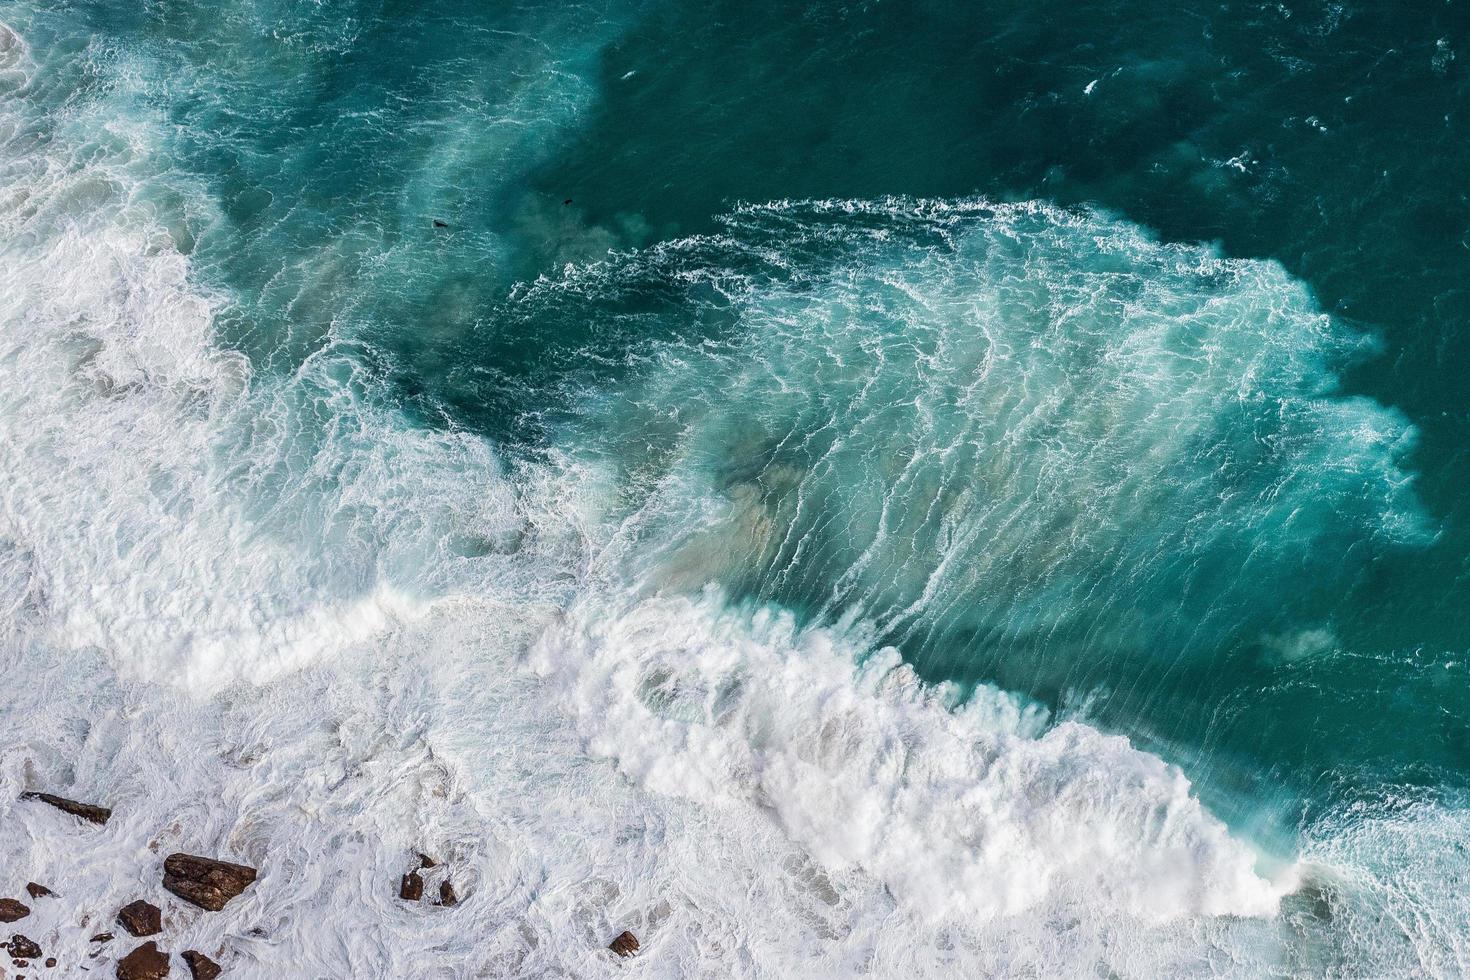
[
  {"xmin": 532, "ymin": 198, "xmax": 1426, "ymax": 710},
  {"xmin": 1, "ymin": 7, "xmax": 1464, "ymax": 979}
]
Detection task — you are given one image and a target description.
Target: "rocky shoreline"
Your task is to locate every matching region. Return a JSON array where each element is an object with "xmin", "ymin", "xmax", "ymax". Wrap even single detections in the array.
[{"xmin": 8, "ymin": 790, "xmax": 643, "ymax": 976}]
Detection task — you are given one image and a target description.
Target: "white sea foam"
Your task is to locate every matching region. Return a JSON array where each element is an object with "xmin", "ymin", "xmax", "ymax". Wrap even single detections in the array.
[
  {"xmin": 0, "ymin": 15, "xmax": 1465, "ymax": 979},
  {"xmin": 533, "ymin": 586, "xmax": 1295, "ymax": 924}
]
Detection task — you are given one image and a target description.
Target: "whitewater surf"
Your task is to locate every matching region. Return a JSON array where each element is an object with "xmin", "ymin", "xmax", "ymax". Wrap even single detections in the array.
[{"xmin": 3, "ymin": 2, "xmax": 1468, "ymax": 977}]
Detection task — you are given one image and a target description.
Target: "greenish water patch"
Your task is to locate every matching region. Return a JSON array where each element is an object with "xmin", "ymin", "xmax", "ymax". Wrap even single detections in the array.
[{"xmin": 7, "ymin": 0, "xmax": 1469, "ymax": 871}]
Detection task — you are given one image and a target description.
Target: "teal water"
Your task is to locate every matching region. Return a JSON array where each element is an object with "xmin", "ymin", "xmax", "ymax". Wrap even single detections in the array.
[{"xmin": 3, "ymin": 0, "xmax": 1470, "ymax": 974}]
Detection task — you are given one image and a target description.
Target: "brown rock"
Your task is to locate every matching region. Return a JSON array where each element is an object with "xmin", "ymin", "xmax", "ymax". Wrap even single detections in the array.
[
  {"xmin": 8, "ymin": 933, "xmax": 42, "ymax": 959},
  {"xmin": 437, "ymin": 881, "xmax": 458, "ymax": 908},
  {"xmin": 117, "ymin": 940, "xmax": 170, "ymax": 979},
  {"xmin": 19, "ymin": 792, "xmax": 111, "ymax": 825},
  {"xmin": 0, "ymin": 899, "xmax": 29, "ymax": 922},
  {"xmin": 161, "ymin": 854, "xmax": 257, "ymax": 912},
  {"xmin": 608, "ymin": 931, "xmax": 639, "ymax": 957},
  {"xmin": 118, "ymin": 900, "xmax": 163, "ymax": 938},
  {"xmin": 91, "ymin": 933, "xmax": 115, "ymax": 944},
  {"xmin": 398, "ymin": 870, "xmax": 423, "ymax": 902},
  {"xmin": 46, "ymin": 957, "xmax": 57, "ymax": 967},
  {"xmin": 181, "ymin": 950, "xmax": 220, "ymax": 980},
  {"xmin": 23, "ymin": 883, "xmax": 52, "ymax": 900},
  {"xmin": 417, "ymin": 853, "xmax": 438, "ymax": 869}
]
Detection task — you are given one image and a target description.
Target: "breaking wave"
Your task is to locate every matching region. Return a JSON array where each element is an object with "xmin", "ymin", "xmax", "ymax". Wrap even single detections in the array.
[{"xmin": 0, "ymin": 13, "xmax": 1461, "ymax": 976}]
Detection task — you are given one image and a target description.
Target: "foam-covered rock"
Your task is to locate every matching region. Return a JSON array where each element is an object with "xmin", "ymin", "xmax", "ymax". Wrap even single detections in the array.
[
  {"xmin": 162, "ymin": 854, "xmax": 256, "ymax": 912},
  {"xmin": 19, "ymin": 792, "xmax": 111, "ymax": 825},
  {"xmin": 182, "ymin": 949, "xmax": 221, "ymax": 980},
  {"xmin": 118, "ymin": 900, "xmax": 163, "ymax": 937},
  {"xmin": 608, "ymin": 931, "xmax": 639, "ymax": 957},
  {"xmin": 117, "ymin": 940, "xmax": 170, "ymax": 979},
  {"xmin": 7, "ymin": 933, "xmax": 42, "ymax": 959}
]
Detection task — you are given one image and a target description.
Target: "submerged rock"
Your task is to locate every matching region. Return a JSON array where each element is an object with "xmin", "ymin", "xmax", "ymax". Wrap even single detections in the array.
[
  {"xmin": 182, "ymin": 949, "xmax": 221, "ymax": 980},
  {"xmin": 23, "ymin": 883, "xmax": 52, "ymax": 900},
  {"xmin": 118, "ymin": 900, "xmax": 163, "ymax": 937},
  {"xmin": 8, "ymin": 933, "xmax": 42, "ymax": 959},
  {"xmin": 91, "ymin": 932, "xmax": 115, "ymax": 944},
  {"xmin": 20, "ymin": 791, "xmax": 111, "ymax": 825},
  {"xmin": 398, "ymin": 870, "xmax": 424, "ymax": 902},
  {"xmin": 608, "ymin": 931, "xmax": 639, "ymax": 957},
  {"xmin": 117, "ymin": 940, "xmax": 170, "ymax": 979},
  {"xmin": 0, "ymin": 899, "xmax": 29, "ymax": 922},
  {"xmin": 162, "ymin": 854, "xmax": 257, "ymax": 912}
]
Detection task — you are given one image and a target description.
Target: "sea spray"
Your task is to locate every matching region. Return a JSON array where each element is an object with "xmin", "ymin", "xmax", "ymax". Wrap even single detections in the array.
[{"xmin": 532, "ymin": 585, "xmax": 1298, "ymax": 922}]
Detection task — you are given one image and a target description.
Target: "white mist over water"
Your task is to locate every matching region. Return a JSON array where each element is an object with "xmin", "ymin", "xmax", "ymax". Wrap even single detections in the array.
[{"xmin": 0, "ymin": 15, "xmax": 1466, "ymax": 979}]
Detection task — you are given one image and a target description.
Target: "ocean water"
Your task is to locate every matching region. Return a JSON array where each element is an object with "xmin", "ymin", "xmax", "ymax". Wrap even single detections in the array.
[{"xmin": 2, "ymin": 1, "xmax": 1468, "ymax": 976}]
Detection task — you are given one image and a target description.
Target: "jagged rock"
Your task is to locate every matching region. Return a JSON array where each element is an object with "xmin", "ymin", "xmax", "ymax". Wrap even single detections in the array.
[
  {"xmin": 608, "ymin": 931, "xmax": 639, "ymax": 957},
  {"xmin": 19, "ymin": 791, "xmax": 111, "ymax": 825},
  {"xmin": 417, "ymin": 853, "xmax": 438, "ymax": 869},
  {"xmin": 0, "ymin": 899, "xmax": 28, "ymax": 922},
  {"xmin": 92, "ymin": 932, "xmax": 115, "ymax": 944},
  {"xmin": 118, "ymin": 900, "xmax": 163, "ymax": 937},
  {"xmin": 182, "ymin": 949, "xmax": 221, "ymax": 980},
  {"xmin": 162, "ymin": 854, "xmax": 257, "ymax": 912},
  {"xmin": 8, "ymin": 933, "xmax": 42, "ymax": 959},
  {"xmin": 24, "ymin": 883, "xmax": 52, "ymax": 900},
  {"xmin": 398, "ymin": 870, "xmax": 423, "ymax": 902},
  {"xmin": 437, "ymin": 881, "xmax": 458, "ymax": 908},
  {"xmin": 117, "ymin": 940, "xmax": 170, "ymax": 979}
]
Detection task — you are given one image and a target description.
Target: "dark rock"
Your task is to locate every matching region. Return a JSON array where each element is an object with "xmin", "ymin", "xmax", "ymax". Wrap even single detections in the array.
[
  {"xmin": 563, "ymin": 198, "xmax": 573, "ymax": 205},
  {"xmin": 91, "ymin": 933, "xmax": 115, "ymax": 944},
  {"xmin": 416, "ymin": 853, "xmax": 438, "ymax": 869},
  {"xmin": 398, "ymin": 870, "xmax": 423, "ymax": 902},
  {"xmin": 162, "ymin": 854, "xmax": 257, "ymax": 912},
  {"xmin": 608, "ymin": 931, "xmax": 639, "ymax": 957},
  {"xmin": 437, "ymin": 881, "xmax": 458, "ymax": 908},
  {"xmin": 432, "ymin": 219, "xmax": 449, "ymax": 228},
  {"xmin": 24, "ymin": 883, "xmax": 52, "ymax": 900},
  {"xmin": 117, "ymin": 940, "xmax": 170, "ymax": 979},
  {"xmin": 19, "ymin": 792, "xmax": 111, "ymax": 825},
  {"xmin": 8, "ymin": 934, "xmax": 42, "ymax": 959},
  {"xmin": 118, "ymin": 900, "xmax": 163, "ymax": 938},
  {"xmin": 0, "ymin": 899, "xmax": 29, "ymax": 922},
  {"xmin": 181, "ymin": 950, "xmax": 220, "ymax": 980},
  {"xmin": 46, "ymin": 957, "xmax": 57, "ymax": 967}
]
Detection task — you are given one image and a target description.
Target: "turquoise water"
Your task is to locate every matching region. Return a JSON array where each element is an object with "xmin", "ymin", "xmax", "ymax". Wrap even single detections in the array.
[{"xmin": 3, "ymin": 0, "xmax": 1469, "ymax": 975}]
